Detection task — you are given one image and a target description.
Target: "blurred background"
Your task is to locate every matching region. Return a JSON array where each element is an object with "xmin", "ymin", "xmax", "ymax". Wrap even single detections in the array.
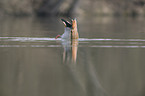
[{"xmin": 0, "ymin": 0, "xmax": 145, "ymax": 17}]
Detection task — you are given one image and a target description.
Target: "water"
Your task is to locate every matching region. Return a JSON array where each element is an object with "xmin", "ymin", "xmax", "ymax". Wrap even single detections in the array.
[{"xmin": 0, "ymin": 16, "xmax": 145, "ymax": 96}]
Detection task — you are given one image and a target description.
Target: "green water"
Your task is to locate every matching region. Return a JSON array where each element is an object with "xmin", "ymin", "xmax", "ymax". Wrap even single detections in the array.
[{"xmin": 0, "ymin": 16, "xmax": 145, "ymax": 96}]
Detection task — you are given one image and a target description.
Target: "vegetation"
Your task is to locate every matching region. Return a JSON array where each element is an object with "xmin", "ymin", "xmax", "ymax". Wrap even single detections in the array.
[{"xmin": 0, "ymin": 0, "xmax": 144, "ymax": 16}]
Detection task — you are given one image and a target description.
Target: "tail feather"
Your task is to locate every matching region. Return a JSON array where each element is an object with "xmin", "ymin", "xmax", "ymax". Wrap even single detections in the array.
[{"xmin": 61, "ymin": 19, "xmax": 72, "ymax": 28}]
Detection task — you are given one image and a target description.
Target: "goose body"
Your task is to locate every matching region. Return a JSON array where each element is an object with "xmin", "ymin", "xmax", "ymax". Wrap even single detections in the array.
[
  {"xmin": 71, "ymin": 18, "xmax": 79, "ymax": 39},
  {"xmin": 61, "ymin": 27, "xmax": 71, "ymax": 39},
  {"xmin": 55, "ymin": 18, "xmax": 79, "ymax": 40}
]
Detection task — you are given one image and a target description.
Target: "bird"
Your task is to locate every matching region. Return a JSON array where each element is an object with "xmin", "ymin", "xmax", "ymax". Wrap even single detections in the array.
[
  {"xmin": 55, "ymin": 18, "xmax": 79, "ymax": 40},
  {"xmin": 71, "ymin": 18, "xmax": 79, "ymax": 39}
]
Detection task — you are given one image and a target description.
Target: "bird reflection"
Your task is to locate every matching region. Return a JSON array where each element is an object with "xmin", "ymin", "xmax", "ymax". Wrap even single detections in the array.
[{"xmin": 62, "ymin": 39, "xmax": 78, "ymax": 63}]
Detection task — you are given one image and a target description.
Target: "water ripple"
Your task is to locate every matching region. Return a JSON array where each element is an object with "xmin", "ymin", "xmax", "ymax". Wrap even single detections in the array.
[
  {"xmin": 0, "ymin": 37, "xmax": 145, "ymax": 48},
  {"xmin": 79, "ymin": 38, "xmax": 145, "ymax": 42},
  {"xmin": 0, "ymin": 45, "xmax": 61, "ymax": 47},
  {"xmin": 0, "ymin": 37, "xmax": 145, "ymax": 42},
  {"xmin": 0, "ymin": 45, "xmax": 145, "ymax": 48},
  {"xmin": 0, "ymin": 37, "xmax": 60, "ymax": 42}
]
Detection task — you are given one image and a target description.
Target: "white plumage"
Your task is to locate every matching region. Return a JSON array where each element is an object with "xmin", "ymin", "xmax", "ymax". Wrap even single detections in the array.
[{"xmin": 61, "ymin": 27, "xmax": 71, "ymax": 40}]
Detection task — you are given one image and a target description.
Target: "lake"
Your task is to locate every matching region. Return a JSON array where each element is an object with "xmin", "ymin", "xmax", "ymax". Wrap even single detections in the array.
[{"xmin": 0, "ymin": 16, "xmax": 145, "ymax": 96}]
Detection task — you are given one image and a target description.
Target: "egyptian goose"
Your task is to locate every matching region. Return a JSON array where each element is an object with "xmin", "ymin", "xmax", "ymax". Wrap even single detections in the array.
[{"xmin": 55, "ymin": 18, "xmax": 79, "ymax": 40}]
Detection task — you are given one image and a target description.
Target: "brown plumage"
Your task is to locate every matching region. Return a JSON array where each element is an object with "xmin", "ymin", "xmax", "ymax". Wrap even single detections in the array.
[{"xmin": 71, "ymin": 18, "xmax": 79, "ymax": 39}]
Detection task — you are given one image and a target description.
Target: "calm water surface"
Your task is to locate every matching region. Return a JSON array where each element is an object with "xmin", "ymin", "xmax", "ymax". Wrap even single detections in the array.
[{"xmin": 0, "ymin": 16, "xmax": 145, "ymax": 96}]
